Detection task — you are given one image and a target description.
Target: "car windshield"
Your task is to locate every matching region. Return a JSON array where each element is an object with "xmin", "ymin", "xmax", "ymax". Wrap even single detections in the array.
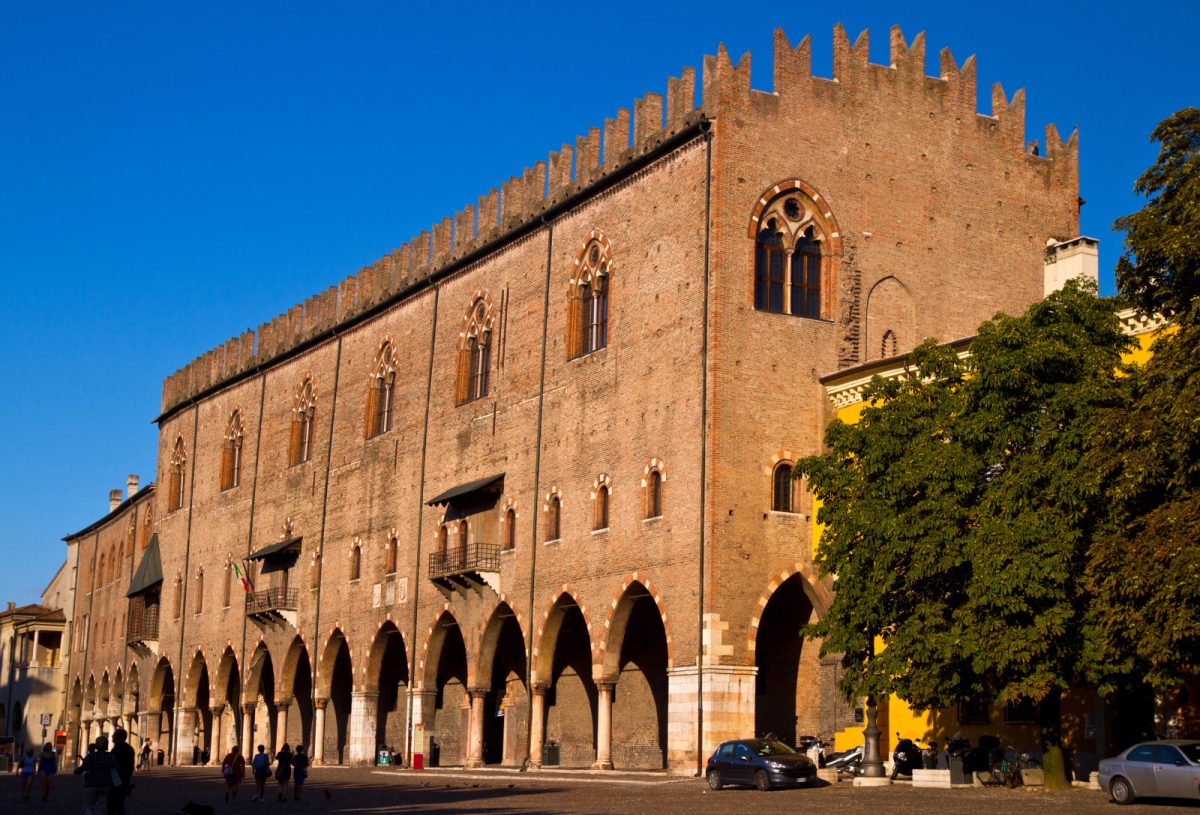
[
  {"xmin": 1179, "ymin": 743, "xmax": 1200, "ymax": 763},
  {"xmin": 748, "ymin": 740, "xmax": 796, "ymax": 756}
]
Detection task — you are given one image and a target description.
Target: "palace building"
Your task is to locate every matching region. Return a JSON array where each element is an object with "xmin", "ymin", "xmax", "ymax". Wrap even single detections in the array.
[{"xmin": 59, "ymin": 26, "xmax": 1084, "ymax": 773}]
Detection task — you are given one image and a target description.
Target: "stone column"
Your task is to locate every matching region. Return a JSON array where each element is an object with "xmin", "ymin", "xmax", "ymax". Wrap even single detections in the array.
[
  {"xmin": 528, "ymin": 682, "xmax": 547, "ymax": 770},
  {"xmin": 312, "ymin": 699, "xmax": 327, "ymax": 765},
  {"xmin": 466, "ymin": 687, "xmax": 488, "ymax": 768},
  {"xmin": 241, "ymin": 704, "xmax": 255, "ymax": 753},
  {"xmin": 349, "ymin": 691, "xmax": 379, "ymax": 765},
  {"xmin": 209, "ymin": 706, "xmax": 225, "ymax": 761},
  {"xmin": 175, "ymin": 707, "xmax": 197, "ymax": 765},
  {"xmin": 274, "ymin": 702, "xmax": 290, "ymax": 755},
  {"xmin": 593, "ymin": 680, "xmax": 615, "ymax": 770},
  {"xmin": 408, "ymin": 687, "xmax": 437, "ymax": 766}
]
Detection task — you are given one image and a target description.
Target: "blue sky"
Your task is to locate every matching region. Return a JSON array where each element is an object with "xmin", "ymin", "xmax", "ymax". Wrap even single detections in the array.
[{"xmin": 0, "ymin": 1, "xmax": 1195, "ymax": 605}]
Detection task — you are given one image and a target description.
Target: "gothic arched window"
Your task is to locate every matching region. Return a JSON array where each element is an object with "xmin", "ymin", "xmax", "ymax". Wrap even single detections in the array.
[
  {"xmin": 750, "ymin": 185, "xmax": 837, "ymax": 320},
  {"xmin": 569, "ymin": 236, "xmax": 612, "ymax": 358},
  {"xmin": 772, "ymin": 462, "xmax": 794, "ymax": 513},
  {"xmin": 366, "ymin": 340, "xmax": 398, "ymax": 438},
  {"xmin": 168, "ymin": 437, "xmax": 187, "ymax": 512},
  {"xmin": 456, "ymin": 296, "xmax": 493, "ymax": 404},
  {"xmin": 220, "ymin": 409, "xmax": 244, "ymax": 491},
  {"xmin": 289, "ymin": 375, "xmax": 317, "ymax": 466}
]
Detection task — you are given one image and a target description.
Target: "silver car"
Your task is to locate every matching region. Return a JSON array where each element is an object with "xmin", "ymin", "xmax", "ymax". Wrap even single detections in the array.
[{"xmin": 1098, "ymin": 740, "xmax": 1200, "ymax": 804}]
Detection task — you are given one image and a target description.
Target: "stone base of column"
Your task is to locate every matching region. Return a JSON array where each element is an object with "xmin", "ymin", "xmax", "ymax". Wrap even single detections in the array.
[
  {"xmin": 348, "ymin": 692, "xmax": 379, "ymax": 765},
  {"xmin": 591, "ymin": 760, "xmax": 614, "ymax": 770},
  {"xmin": 665, "ymin": 665, "xmax": 757, "ymax": 774},
  {"xmin": 853, "ymin": 776, "xmax": 892, "ymax": 787}
]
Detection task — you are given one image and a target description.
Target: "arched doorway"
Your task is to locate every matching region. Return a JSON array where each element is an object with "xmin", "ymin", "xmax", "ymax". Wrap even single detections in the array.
[
  {"xmin": 477, "ymin": 603, "xmax": 527, "ymax": 766},
  {"xmin": 317, "ymin": 630, "xmax": 353, "ymax": 764},
  {"xmin": 754, "ymin": 574, "xmax": 822, "ymax": 746},
  {"xmin": 149, "ymin": 658, "xmax": 175, "ymax": 763},
  {"xmin": 602, "ymin": 582, "xmax": 669, "ymax": 769},
  {"xmin": 537, "ymin": 594, "xmax": 596, "ymax": 768},
  {"xmin": 423, "ymin": 611, "xmax": 469, "ymax": 766},
  {"xmin": 213, "ymin": 648, "xmax": 241, "ymax": 756},
  {"xmin": 68, "ymin": 678, "xmax": 84, "ymax": 760},
  {"xmin": 182, "ymin": 652, "xmax": 212, "ymax": 764},
  {"xmin": 366, "ymin": 622, "xmax": 408, "ymax": 763},
  {"xmin": 124, "ymin": 663, "xmax": 141, "ymax": 743},
  {"xmin": 245, "ymin": 644, "xmax": 276, "ymax": 754},
  {"xmin": 280, "ymin": 638, "xmax": 314, "ymax": 752}
]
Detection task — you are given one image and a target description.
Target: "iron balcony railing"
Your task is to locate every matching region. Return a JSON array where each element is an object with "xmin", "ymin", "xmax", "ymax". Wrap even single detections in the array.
[
  {"xmin": 126, "ymin": 604, "xmax": 160, "ymax": 642},
  {"xmin": 428, "ymin": 542, "xmax": 500, "ymax": 581},
  {"xmin": 246, "ymin": 587, "xmax": 299, "ymax": 615}
]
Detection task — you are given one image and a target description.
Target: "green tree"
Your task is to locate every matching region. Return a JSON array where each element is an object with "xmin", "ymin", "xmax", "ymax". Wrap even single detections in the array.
[
  {"xmin": 1085, "ymin": 107, "xmax": 1200, "ymax": 694},
  {"xmin": 800, "ymin": 282, "xmax": 1130, "ymax": 754},
  {"xmin": 1113, "ymin": 107, "xmax": 1200, "ymax": 325}
]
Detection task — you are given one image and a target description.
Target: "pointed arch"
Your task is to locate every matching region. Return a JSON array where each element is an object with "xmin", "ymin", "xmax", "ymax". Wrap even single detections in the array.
[
  {"xmin": 289, "ymin": 374, "xmax": 317, "ymax": 466},
  {"xmin": 316, "ymin": 628, "xmax": 352, "ymax": 699},
  {"xmin": 365, "ymin": 337, "xmax": 399, "ymax": 438},
  {"xmin": 599, "ymin": 573, "xmax": 674, "ymax": 676},
  {"xmin": 419, "ymin": 605, "xmax": 468, "ymax": 690},
  {"xmin": 748, "ymin": 179, "xmax": 842, "ymax": 320},
  {"xmin": 220, "ymin": 408, "xmax": 245, "ymax": 490},
  {"xmin": 745, "ymin": 563, "xmax": 832, "ymax": 659},
  {"xmin": 532, "ymin": 586, "xmax": 595, "ymax": 685},
  {"xmin": 567, "ymin": 230, "xmax": 613, "ymax": 359},
  {"xmin": 475, "ymin": 596, "xmax": 527, "ymax": 686}
]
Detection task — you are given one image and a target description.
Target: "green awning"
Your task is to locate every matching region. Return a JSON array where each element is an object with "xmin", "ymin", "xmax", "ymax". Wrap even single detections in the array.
[
  {"xmin": 247, "ymin": 537, "xmax": 302, "ymax": 561},
  {"xmin": 126, "ymin": 534, "xmax": 163, "ymax": 597}
]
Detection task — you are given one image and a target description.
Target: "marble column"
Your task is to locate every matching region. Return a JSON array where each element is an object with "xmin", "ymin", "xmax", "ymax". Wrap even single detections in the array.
[
  {"xmin": 348, "ymin": 691, "xmax": 379, "ymax": 765},
  {"xmin": 240, "ymin": 704, "xmax": 255, "ymax": 753},
  {"xmin": 209, "ymin": 706, "xmax": 225, "ymax": 761},
  {"xmin": 466, "ymin": 687, "xmax": 488, "ymax": 768},
  {"xmin": 528, "ymin": 682, "xmax": 547, "ymax": 770},
  {"xmin": 274, "ymin": 702, "xmax": 290, "ymax": 756},
  {"xmin": 593, "ymin": 679, "xmax": 615, "ymax": 770},
  {"xmin": 408, "ymin": 687, "xmax": 437, "ymax": 766},
  {"xmin": 175, "ymin": 707, "xmax": 197, "ymax": 765},
  {"xmin": 312, "ymin": 699, "xmax": 327, "ymax": 765}
]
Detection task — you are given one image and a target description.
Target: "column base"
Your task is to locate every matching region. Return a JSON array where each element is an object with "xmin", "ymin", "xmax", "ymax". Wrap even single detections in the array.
[
  {"xmin": 464, "ymin": 759, "xmax": 485, "ymax": 768},
  {"xmin": 853, "ymin": 776, "xmax": 892, "ymax": 787},
  {"xmin": 528, "ymin": 760, "xmax": 542, "ymax": 770},
  {"xmin": 591, "ymin": 760, "xmax": 614, "ymax": 771}
]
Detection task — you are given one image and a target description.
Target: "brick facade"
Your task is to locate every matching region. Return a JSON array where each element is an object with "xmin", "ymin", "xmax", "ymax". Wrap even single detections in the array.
[{"xmin": 63, "ymin": 25, "xmax": 1079, "ymax": 774}]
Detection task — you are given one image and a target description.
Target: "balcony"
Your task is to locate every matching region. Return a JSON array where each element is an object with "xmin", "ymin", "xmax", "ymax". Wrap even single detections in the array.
[
  {"xmin": 428, "ymin": 543, "xmax": 500, "ymax": 591},
  {"xmin": 126, "ymin": 605, "xmax": 160, "ymax": 655},
  {"xmin": 246, "ymin": 587, "xmax": 299, "ymax": 627}
]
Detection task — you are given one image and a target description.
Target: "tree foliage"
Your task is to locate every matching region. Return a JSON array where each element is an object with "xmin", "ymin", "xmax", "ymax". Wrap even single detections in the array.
[
  {"xmin": 800, "ymin": 282, "xmax": 1131, "ymax": 720},
  {"xmin": 1114, "ymin": 107, "xmax": 1200, "ymax": 325},
  {"xmin": 1085, "ymin": 108, "xmax": 1200, "ymax": 691}
]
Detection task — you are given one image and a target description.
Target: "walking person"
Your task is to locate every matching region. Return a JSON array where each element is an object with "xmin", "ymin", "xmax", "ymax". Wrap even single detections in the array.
[
  {"xmin": 273, "ymin": 743, "xmax": 293, "ymax": 802},
  {"xmin": 250, "ymin": 744, "xmax": 271, "ymax": 802},
  {"xmin": 108, "ymin": 729, "xmax": 135, "ymax": 815},
  {"xmin": 137, "ymin": 739, "xmax": 152, "ymax": 772},
  {"xmin": 18, "ymin": 746, "xmax": 37, "ymax": 801},
  {"xmin": 221, "ymin": 744, "xmax": 245, "ymax": 802},
  {"xmin": 73, "ymin": 735, "xmax": 116, "ymax": 815},
  {"xmin": 291, "ymin": 745, "xmax": 308, "ymax": 800},
  {"xmin": 37, "ymin": 743, "xmax": 58, "ymax": 803}
]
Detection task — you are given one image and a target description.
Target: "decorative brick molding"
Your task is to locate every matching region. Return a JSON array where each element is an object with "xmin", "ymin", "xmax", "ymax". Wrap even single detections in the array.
[{"xmin": 745, "ymin": 564, "xmax": 833, "ymax": 659}]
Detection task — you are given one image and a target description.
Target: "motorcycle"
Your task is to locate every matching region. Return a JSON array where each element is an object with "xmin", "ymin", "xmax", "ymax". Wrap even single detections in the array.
[
  {"xmin": 890, "ymin": 736, "xmax": 920, "ymax": 779},
  {"xmin": 825, "ymin": 745, "xmax": 863, "ymax": 778}
]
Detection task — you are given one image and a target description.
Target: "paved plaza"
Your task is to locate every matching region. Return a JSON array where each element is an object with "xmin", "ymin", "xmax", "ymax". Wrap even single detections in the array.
[{"xmin": 6, "ymin": 765, "xmax": 1194, "ymax": 814}]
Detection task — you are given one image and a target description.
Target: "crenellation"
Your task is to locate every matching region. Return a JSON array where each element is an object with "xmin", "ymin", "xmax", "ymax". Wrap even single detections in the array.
[
  {"xmin": 603, "ymin": 109, "xmax": 630, "ymax": 167},
  {"xmin": 336, "ymin": 276, "xmax": 358, "ymax": 322},
  {"xmin": 575, "ymin": 127, "xmax": 601, "ymax": 183},
  {"xmin": 938, "ymin": 49, "xmax": 977, "ymax": 110},
  {"xmin": 701, "ymin": 44, "xmax": 751, "ymax": 110},
  {"xmin": 477, "ymin": 190, "xmax": 499, "ymax": 240},
  {"xmin": 772, "ymin": 29, "xmax": 812, "ymax": 93},
  {"xmin": 665, "ymin": 67, "xmax": 696, "ymax": 127},
  {"xmin": 431, "ymin": 216, "xmax": 453, "ymax": 264},
  {"xmin": 889, "ymin": 27, "xmax": 925, "ymax": 84},
  {"xmin": 390, "ymin": 248, "xmax": 409, "ymax": 291},
  {"xmin": 990, "ymin": 83, "xmax": 1026, "ymax": 148},
  {"xmin": 633, "ymin": 93, "xmax": 663, "ymax": 148},
  {"xmin": 411, "ymin": 230, "xmax": 432, "ymax": 275},
  {"xmin": 832, "ymin": 24, "xmax": 870, "ymax": 83},
  {"xmin": 453, "ymin": 205, "xmax": 476, "ymax": 254},
  {"xmin": 548, "ymin": 145, "xmax": 572, "ymax": 196}
]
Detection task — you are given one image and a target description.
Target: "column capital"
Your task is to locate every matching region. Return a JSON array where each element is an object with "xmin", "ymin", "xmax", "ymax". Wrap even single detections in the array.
[
  {"xmin": 209, "ymin": 704, "xmax": 226, "ymax": 716},
  {"xmin": 241, "ymin": 703, "xmax": 256, "ymax": 715},
  {"xmin": 467, "ymin": 686, "xmax": 491, "ymax": 698},
  {"xmin": 531, "ymin": 681, "xmax": 549, "ymax": 695},
  {"xmin": 596, "ymin": 678, "xmax": 617, "ymax": 692},
  {"xmin": 273, "ymin": 699, "xmax": 292, "ymax": 710},
  {"xmin": 314, "ymin": 697, "xmax": 328, "ymax": 710}
]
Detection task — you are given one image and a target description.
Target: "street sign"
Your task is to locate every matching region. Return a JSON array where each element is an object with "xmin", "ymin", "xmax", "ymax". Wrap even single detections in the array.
[{"xmin": 41, "ymin": 713, "xmax": 52, "ymax": 726}]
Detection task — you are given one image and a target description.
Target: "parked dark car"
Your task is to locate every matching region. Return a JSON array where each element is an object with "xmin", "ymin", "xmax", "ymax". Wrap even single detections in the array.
[
  {"xmin": 1099, "ymin": 740, "xmax": 1200, "ymax": 804},
  {"xmin": 707, "ymin": 739, "xmax": 817, "ymax": 791}
]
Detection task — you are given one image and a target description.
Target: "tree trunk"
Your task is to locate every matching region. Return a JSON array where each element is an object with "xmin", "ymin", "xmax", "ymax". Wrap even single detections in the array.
[{"xmin": 1038, "ymin": 689, "xmax": 1070, "ymax": 790}]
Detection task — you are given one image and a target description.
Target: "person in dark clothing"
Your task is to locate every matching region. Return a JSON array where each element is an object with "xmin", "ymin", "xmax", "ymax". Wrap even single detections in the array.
[
  {"xmin": 274, "ymin": 743, "xmax": 293, "ymax": 802},
  {"xmin": 74, "ymin": 735, "xmax": 116, "ymax": 815},
  {"xmin": 108, "ymin": 729, "xmax": 135, "ymax": 815}
]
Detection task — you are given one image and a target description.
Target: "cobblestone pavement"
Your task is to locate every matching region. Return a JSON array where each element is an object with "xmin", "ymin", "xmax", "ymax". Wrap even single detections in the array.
[{"xmin": 8, "ymin": 765, "xmax": 1196, "ymax": 814}]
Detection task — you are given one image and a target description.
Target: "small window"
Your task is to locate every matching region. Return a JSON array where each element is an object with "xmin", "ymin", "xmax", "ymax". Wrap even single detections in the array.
[
  {"xmin": 97, "ymin": 555, "xmax": 106, "ymax": 589},
  {"xmin": 168, "ymin": 437, "xmax": 187, "ymax": 512},
  {"xmin": 221, "ymin": 410, "xmax": 244, "ymax": 490},
  {"xmin": 1127, "ymin": 745, "xmax": 1155, "ymax": 763},
  {"xmin": 289, "ymin": 376, "xmax": 317, "ymax": 466},
  {"xmin": 350, "ymin": 544, "xmax": 361, "ymax": 582},
  {"xmin": 437, "ymin": 525, "xmax": 448, "ymax": 554},
  {"xmin": 958, "ymin": 698, "xmax": 990, "ymax": 725},
  {"xmin": 457, "ymin": 519, "xmax": 469, "ymax": 549},
  {"xmin": 503, "ymin": 508, "xmax": 516, "ymax": 551},
  {"xmin": 194, "ymin": 569, "xmax": 204, "ymax": 614},
  {"xmin": 881, "ymin": 329, "xmax": 898, "ymax": 358},
  {"xmin": 384, "ymin": 536, "xmax": 398, "ymax": 576},
  {"xmin": 546, "ymin": 495, "xmax": 561, "ymax": 542},
  {"xmin": 594, "ymin": 485, "xmax": 609, "ymax": 530},
  {"xmin": 570, "ymin": 237, "xmax": 611, "ymax": 358},
  {"xmin": 772, "ymin": 462, "xmax": 794, "ymax": 513},
  {"xmin": 646, "ymin": 471, "xmax": 662, "ymax": 519},
  {"xmin": 366, "ymin": 341, "xmax": 397, "ymax": 438},
  {"xmin": 172, "ymin": 577, "xmax": 183, "ymax": 620}
]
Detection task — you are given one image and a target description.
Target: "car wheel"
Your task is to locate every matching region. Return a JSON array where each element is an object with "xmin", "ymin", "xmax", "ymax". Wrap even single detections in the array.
[
  {"xmin": 706, "ymin": 769, "xmax": 722, "ymax": 790},
  {"xmin": 754, "ymin": 770, "xmax": 771, "ymax": 792},
  {"xmin": 1110, "ymin": 776, "xmax": 1135, "ymax": 805}
]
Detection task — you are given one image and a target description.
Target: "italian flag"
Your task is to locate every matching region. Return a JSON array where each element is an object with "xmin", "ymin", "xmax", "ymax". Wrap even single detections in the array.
[{"xmin": 233, "ymin": 561, "xmax": 253, "ymax": 593}]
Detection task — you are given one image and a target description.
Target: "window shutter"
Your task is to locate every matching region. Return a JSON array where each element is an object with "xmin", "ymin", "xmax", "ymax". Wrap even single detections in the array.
[
  {"xmin": 288, "ymin": 417, "xmax": 301, "ymax": 465},
  {"xmin": 566, "ymin": 288, "xmax": 580, "ymax": 358},
  {"xmin": 364, "ymin": 384, "xmax": 377, "ymax": 438}
]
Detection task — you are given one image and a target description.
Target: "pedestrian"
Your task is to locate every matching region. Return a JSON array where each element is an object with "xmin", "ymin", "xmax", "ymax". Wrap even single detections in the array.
[
  {"xmin": 18, "ymin": 746, "xmax": 37, "ymax": 801},
  {"xmin": 250, "ymin": 744, "xmax": 271, "ymax": 802},
  {"xmin": 73, "ymin": 734, "xmax": 116, "ymax": 815},
  {"xmin": 137, "ymin": 739, "xmax": 152, "ymax": 772},
  {"xmin": 221, "ymin": 744, "xmax": 245, "ymax": 802},
  {"xmin": 37, "ymin": 742, "xmax": 58, "ymax": 803},
  {"xmin": 291, "ymin": 745, "xmax": 308, "ymax": 800},
  {"xmin": 274, "ymin": 743, "xmax": 293, "ymax": 802},
  {"xmin": 108, "ymin": 729, "xmax": 135, "ymax": 815}
]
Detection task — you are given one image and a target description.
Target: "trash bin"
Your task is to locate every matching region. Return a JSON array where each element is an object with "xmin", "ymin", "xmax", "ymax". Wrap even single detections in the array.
[
  {"xmin": 949, "ymin": 755, "xmax": 967, "ymax": 786},
  {"xmin": 377, "ymin": 750, "xmax": 391, "ymax": 766},
  {"xmin": 542, "ymin": 741, "xmax": 560, "ymax": 767},
  {"xmin": 157, "ymin": 749, "xmax": 165, "ymax": 766}
]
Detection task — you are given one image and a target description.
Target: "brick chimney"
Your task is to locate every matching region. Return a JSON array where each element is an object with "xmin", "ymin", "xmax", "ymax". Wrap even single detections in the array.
[
  {"xmin": 127, "ymin": 474, "xmax": 139, "ymax": 498},
  {"xmin": 109, "ymin": 489, "xmax": 123, "ymax": 512}
]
